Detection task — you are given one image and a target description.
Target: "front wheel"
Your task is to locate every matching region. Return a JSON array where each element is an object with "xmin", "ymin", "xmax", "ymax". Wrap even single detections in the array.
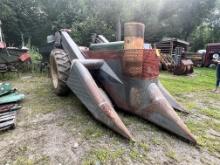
[{"xmin": 50, "ymin": 49, "xmax": 71, "ymax": 96}]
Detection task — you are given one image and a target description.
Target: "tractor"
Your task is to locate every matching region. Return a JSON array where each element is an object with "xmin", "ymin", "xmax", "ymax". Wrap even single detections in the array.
[
  {"xmin": 48, "ymin": 22, "xmax": 196, "ymax": 143},
  {"xmin": 203, "ymin": 43, "xmax": 220, "ymax": 67},
  {"xmin": 185, "ymin": 43, "xmax": 220, "ymax": 68}
]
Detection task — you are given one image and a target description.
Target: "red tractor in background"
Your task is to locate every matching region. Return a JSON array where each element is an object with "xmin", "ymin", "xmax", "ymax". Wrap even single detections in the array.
[
  {"xmin": 203, "ymin": 43, "xmax": 220, "ymax": 67},
  {"xmin": 185, "ymin": 43, "xmax": 220, "ymax": 68}
]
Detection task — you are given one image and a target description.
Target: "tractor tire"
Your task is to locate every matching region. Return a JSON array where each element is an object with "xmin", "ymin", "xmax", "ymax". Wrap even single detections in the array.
[{"xmin": 50, "ymin": 49, "xmax": 71, "ymax": 96}]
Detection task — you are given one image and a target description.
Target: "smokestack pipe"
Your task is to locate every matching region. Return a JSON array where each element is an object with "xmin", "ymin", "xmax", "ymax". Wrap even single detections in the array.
[{"xmin": 123, "ymin": 22, "xmax": 145, "ymax": 77}]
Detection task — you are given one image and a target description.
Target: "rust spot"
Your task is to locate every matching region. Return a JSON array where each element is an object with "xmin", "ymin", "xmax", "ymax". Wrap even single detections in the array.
[
  {"xmin": 129, "ymin": 87, "xmax": 142, "ymax": 109},
  {"xmin": 86, "ymin": 49, "xmax": 160, "ymax": 79},
  {"xmin": 99, "ymin": 102, "xmax": 114, "ymax": 119}
]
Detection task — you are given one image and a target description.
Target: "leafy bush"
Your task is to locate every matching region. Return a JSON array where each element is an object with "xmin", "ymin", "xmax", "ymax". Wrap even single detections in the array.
[{"xmin": 28, "ymin": 47, "xmax": 42, "ymax": 63}]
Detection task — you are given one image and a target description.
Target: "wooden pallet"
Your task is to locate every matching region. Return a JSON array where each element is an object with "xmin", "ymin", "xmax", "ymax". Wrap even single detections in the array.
[{"xmin": 0, "ymin": 111, "xmax": 16, "ymax": 131}]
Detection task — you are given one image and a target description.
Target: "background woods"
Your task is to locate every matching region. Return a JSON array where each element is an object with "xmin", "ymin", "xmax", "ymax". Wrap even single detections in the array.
[{"xmin": 0, "ymin": 0, "xmax": 219, "ymax": 51}]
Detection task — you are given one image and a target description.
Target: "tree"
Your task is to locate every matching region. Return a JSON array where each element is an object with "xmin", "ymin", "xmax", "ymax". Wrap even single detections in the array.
[
  {"xmin": 0, "ymin": 0, "xmax": 218, "ymax": 48},
  {"xmin": 158, "ymin": 0, "xmax": 216, "ymax": 41},
  {"xmin": 0, "ymin": 0, "xmax": 48, "ymax": 46}
]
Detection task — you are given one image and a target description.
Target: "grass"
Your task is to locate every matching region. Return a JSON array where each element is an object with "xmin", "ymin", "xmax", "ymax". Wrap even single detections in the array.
[
  {"xmin": 165, "ymin": 150, "xmax": 178, "ymax": 161},
  {"xmin": 12, "ymin": 155, "xmax": 50, "ymax": 165},
  {"xmin": 2, "ymin": 141, "xmax": 50, "ymax": 165},
  {"xmin": 1, "ymin": 68, "xmax": 220, "ymax": 164},
  {"xmin": 161, "ymin": 68, "xmax": 220, "ymax": 154},
  {"xmin": 160, "ymin": 68, "xmax": 216, "ymax": 95},
  {"xmin": 13, "ymin": 73, "xmax": 77, "ymax": 117},
  {"xmin": 128, "ymin": 141, "xmax": 149, "ymax": 161},
  {"xmin": 82, "ymin": 148, "xmax": 126, "ymax": 165},
  {"xmin": 200, "ymin": 108, "xmax": 220, "ymax": 120},
  {"xmin": 82, "ymin": 141, "xmax": 150, "ymax": 164}
]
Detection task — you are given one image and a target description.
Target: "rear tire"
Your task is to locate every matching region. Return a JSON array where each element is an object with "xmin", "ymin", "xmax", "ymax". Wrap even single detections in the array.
[
  {"xmin": 50, "ymin": 49, "xmax": 71, "ymax": 96},
  {"xmin": 209, "ymin": 64, "xmax": 216, "ymax": 69}
]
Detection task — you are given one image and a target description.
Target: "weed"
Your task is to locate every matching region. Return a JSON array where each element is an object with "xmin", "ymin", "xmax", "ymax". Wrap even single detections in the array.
[
  {"xmin": 82, "ymin": 148, "xmax": 126, "ymax": 164},
  {"xmin": 165, "ymin": 150, "xmax": 178, "ymax": 161}
]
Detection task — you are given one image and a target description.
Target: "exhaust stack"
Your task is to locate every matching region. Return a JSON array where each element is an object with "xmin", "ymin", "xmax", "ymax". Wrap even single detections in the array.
[{"xmin": 123, "ymin": 22, "xmax": 145, "ymax": 77}]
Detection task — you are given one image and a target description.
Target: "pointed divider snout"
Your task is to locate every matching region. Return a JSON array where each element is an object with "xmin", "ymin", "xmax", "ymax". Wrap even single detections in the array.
[
  {"xmin": 138, "ymin": 83, "xmax": 197, "ymax": 143},
  {"xmin": 67, "ymin": 60, "xmax": 133, "ymax": 140}
]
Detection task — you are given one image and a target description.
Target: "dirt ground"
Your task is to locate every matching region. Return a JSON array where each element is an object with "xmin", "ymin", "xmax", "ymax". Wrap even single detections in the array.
[{"xmin": 0, "ymin": 69, "xmax": 219, "ymax": 165}]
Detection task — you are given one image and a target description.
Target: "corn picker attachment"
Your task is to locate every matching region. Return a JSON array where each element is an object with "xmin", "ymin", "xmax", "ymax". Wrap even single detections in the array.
[{"xmin": 49, "ymin": 23, "xmax": 196, "ymax": 144}]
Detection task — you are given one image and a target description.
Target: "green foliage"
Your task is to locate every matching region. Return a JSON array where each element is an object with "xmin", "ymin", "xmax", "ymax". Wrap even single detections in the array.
[
  {"xmin": 0, "ymin": 0, "xmax": 219, "ymax": 48},
  {"xmin": 29, "ymin": 47, "xmax": 42, "ymax": 63},
  {"xmin": 158, "ymin": 0, "xmax": 216, "ymax": 40},
  {"xmin": 190, "ymin": 25, "xmax": 213, "ymax": 51},
  {"xmin": 71, "ymin": 18, "xmax": 115, "ymax": 45},
  {"xmin": 82, "ymin": 148, "xmax": 125, "ymax": 164},
  {"xmin": 190, "ymin": 0, "xmax": 220, "ymax": 51},
  {"xmin": 0, "ymin": 0, "xmax": 48, "ymax": 46}
]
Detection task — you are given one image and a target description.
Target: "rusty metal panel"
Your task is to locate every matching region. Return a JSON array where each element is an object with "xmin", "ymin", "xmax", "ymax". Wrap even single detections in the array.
[
  {"xmin": 0, "ymin": 104, "xmax": 21, "ymax": 113},
  {"xmin": 122, "ymin": 49, "xmax": 143, "ymax": 77},
  {"xmin": 142, "ymin": 50, "xmax": 160, "ymax": 79},
  {"xmin": 86, "ymin": 49, "xmax": 160, "ymax": 79},
  {"xmin": 87, "ymin": 50, "xmax": 122, "ymax": 60},
  {"xmin": 181, "ymin": 59, "xmax": 193, "ymax": 65}
]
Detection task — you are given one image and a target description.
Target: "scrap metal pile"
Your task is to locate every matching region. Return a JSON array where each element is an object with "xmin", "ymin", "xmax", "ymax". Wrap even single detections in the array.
[
  {"xmin": 0, "ymin": 20, "xmax": 31, "ymax": 73},
  {"xmin": 0, "ymin": 83, "xmax": 24, "ymax": 131},
  {"xmin": 156, "ymin": 38, "xmax": 194, "ymax": 75},
  {"xmin": 48, "ymin": 22, "xmax": 197, "ymax": 144}
]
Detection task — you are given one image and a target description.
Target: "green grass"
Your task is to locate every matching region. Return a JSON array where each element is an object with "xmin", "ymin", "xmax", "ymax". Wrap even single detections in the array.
[
  {"xmin": 165, "ymin": 150, "xmax": 178, "ymax": 161},
  {"xmin": 13, "ymin": 157, "xmax": 34, "ymax": 165},
  {"xmin": 82, "ymin": 148, "xmax": 126, "ymax": 165},
  {"xmin": 160, "ymin": 68, "xmax": 220, "ymax": 154},
  {"xmin": 200, "ymin": 108, "xmax": 220, "ymax": 120},
  {"xmin": 12, "ymin": 155, "xmax": 50, "ymax": 165},
  {"xmin": 160, "ymin": 68, "xmax": 216, "ymax": 95},
  {"xmin": 1, "ymin": 68, "xmax": 220, "ymax": 164},
  {"xmin": 82, "ymin": 141, "xmax": 150, "ymax": 164}
]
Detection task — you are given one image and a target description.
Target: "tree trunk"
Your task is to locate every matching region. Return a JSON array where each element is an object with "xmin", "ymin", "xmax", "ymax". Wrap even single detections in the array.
[{"xmin": 116, "ymin": 16, "xmax": 121, "ymax": 41}]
